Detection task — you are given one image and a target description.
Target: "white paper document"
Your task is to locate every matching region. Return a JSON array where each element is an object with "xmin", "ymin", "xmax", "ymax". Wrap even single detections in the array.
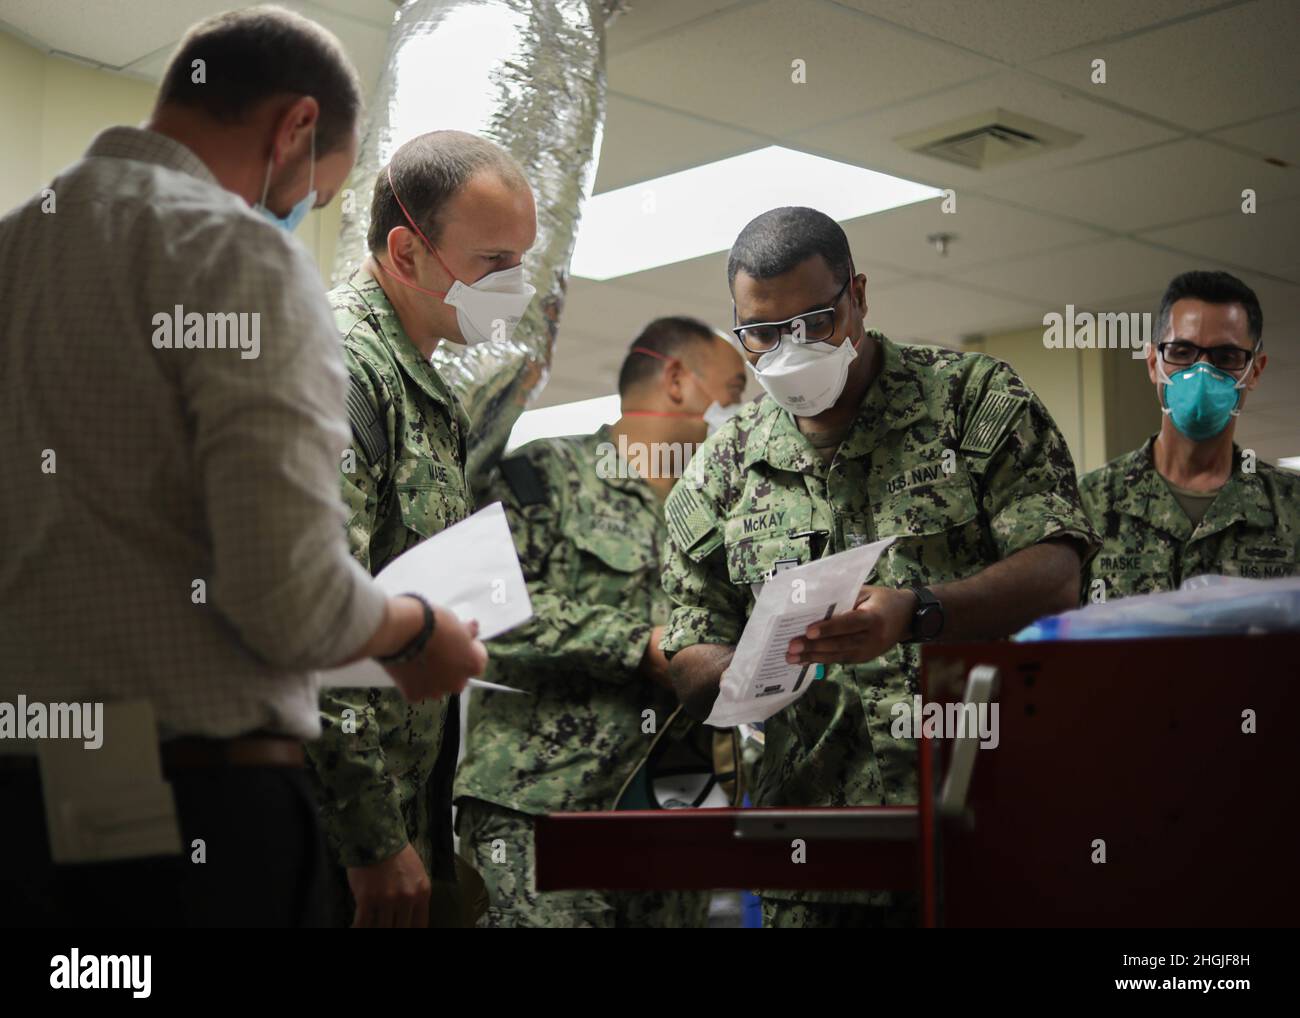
[
  {"xmin": 705, "ymin": 537, "xmax": 895, "ymax": 728},
  {"xmin": 318, "ymin": 501, "xmax": 533, "ymax": 690},
  {"xmin": 38, "ymin": 700, "xmax": 183, "ymax": 864}
]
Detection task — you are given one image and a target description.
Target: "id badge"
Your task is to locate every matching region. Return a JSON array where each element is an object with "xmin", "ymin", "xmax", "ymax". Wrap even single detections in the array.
[{"xmin": 749, "ymin": 556, "xmax": 805, "ymax": 600}]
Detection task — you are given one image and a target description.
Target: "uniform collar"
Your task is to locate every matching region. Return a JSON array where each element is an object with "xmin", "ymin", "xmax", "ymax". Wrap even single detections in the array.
[
  {"xmin": 742, "ymin": 333, "xmax": 927, "ymax": 475},
  {"xmin": 344, "ymin": 270, "xmax": 461, "ymax": 411},
  {"xmin": 1113, "ymin": 435, "xmax": 1276, "ymax": 540},
  {"xmin": 588, "ymin": 424, "xmax": 662, "ymax": 508},
  {"xmin": 86, "ymin": 126, "xmax": 219, "ymax": 188}
]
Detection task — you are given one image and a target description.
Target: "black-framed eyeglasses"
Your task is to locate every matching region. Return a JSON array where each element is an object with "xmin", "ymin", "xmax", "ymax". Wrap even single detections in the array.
[
  {"xmin": 732, "ymin": 276, "xmax": 852, "ymax": 354},
  {"xmin": 1157, "ymin": 340, "xmax": 1255, "ymax": 373}
]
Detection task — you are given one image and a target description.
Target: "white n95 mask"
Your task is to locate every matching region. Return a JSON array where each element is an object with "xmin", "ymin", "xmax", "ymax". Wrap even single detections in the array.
[
  {"xmin": 753, "ymin": 336, "xmax": 857, "ymax": 417},
  {"xmin": 442, "ymin": 262, "xmax": 536, "ymax": 347},
  {"xmin": 703, "ymin": 400, "xmax": 741, "ymax": 435},
  {"xmin": 381, "ymin": 165, "xmax": 536, "ymax": 347}
]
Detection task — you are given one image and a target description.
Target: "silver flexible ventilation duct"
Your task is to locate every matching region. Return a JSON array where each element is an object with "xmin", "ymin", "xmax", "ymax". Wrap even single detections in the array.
[{"xmin": 333, "ymin": 0, "xmax": 619, "ymax": 486}]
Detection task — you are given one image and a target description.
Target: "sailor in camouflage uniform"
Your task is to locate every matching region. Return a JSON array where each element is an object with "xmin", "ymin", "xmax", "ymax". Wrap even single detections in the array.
[
  {"xmin": 660, "ymin": 207, "xmax": 1098, "ymax": 928},
  {"xmin": 1080, "ymin": 271, "xmax": 1297, "ymax": 600},
  {"xmin": 456, "ymin": 317, "xmax": 747, "ymax": 927},
  {"xmin": 306, "ymin": 131, "xmax": 536, "ymax": 927}
]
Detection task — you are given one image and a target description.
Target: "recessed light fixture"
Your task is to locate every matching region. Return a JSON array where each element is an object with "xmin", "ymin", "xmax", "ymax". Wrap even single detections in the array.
[
  {"xmin": 569, "ymin": 146, "xmax": 942, "ymax": 281},
  {"xmin": 506, "ymin": 394, "xmax": 621, "ymax": 452}
]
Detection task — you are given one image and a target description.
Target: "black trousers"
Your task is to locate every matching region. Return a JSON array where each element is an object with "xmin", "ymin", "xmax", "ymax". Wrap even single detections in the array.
[{"xmin": 0, "ymin": 761, "xmax": 330, "ymax": 928}]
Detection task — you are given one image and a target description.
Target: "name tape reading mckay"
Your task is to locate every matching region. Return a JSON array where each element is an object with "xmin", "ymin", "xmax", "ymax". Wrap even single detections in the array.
[{"xmin": 0, "ymin": 696, "xmax": 104, "ymax": 749}]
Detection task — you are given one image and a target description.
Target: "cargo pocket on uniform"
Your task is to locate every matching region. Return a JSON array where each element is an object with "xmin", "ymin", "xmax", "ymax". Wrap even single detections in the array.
[{"xmin": 564, "ymin": 518, "xmax": 654, "ymax": 572}]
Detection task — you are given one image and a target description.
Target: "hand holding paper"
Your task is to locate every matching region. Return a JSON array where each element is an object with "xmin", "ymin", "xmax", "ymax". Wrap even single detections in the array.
[
  {"xmin": 785, "ymin": 584, "xmax": 918, "ymax": 666},
  {"xmin": 705, "ymin": 537, "xmax": 895, "ymax": 728},
  {"xmin": 320, "ymin": 502, "xmax": 533, "ymax": 691}
]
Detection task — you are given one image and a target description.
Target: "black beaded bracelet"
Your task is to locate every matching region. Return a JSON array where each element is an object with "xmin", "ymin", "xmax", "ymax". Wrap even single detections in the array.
[{"xmin": 376, "ymin": 593, "xmax": 436, "ymax": 665}]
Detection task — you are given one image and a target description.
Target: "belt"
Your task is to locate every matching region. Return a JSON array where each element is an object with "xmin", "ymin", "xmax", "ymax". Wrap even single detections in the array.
[
  {"xmin": 0, "ymin": 734, "xmax": 304, "ymax": 771},
  {"xmin": 161, "ymin": 735, "xmax": 305, "ymax": 769}
]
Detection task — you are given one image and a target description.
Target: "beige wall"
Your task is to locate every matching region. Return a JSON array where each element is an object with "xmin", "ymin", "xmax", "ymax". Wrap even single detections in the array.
[
  {"xmin": 0, "ymin": 30, "xmax": 336, "ymax": 283},
  {"xmin": 0, "ymin": 31, "xmax": 57, "ymax": 214},
  {"xmin": 968, "ymin": 326, "xmax": 1161, "ymax": 475},
  {"xmin": 1102, "ymin": 342, "xmax": 1164, "ymax": 463}
]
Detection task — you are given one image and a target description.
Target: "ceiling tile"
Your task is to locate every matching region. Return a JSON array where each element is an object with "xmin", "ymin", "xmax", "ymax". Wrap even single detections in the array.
[
  {"xmin": 949, "ymin": 237, "xmax": 1203, "ymax": 310},
  {"xmin": 606, "ymin": 0, "xmax": 752, "ymax": 55},
  {"xmin": 837, "ymin": 194, "xmax": 1102, "ymax": 275},
  {"xmin": 1024, "ymin": 0, "xmax": 1300, "ymax": 131},
  {"xmin": 607, "ymin": 0, "xmax": 996, "ymax": 137},
  {"xmin": 865, "ymin": 278, "xmax": 1043, "ymax": 346},
  {"xmin": 0, "ymin": 0, "xmax": 221, "ymax": 68},
  {"xmin": 1139, "ymin": 198, "xmax": 1300, "ymax": 283},
  {"xmin": 980, "ymin": 138, "xmax": 1300, "ymax": 233},
  {"xmin": 1208, "ymin": 109, "xmax": 1300, "ymax": 167},
  {"xmin": 834, "ymin": 0, "xmax": 1227, "ymax": 65},
  {"xmin": 592, "ymin": 94, "xmax": 765, "ymax": 193}
]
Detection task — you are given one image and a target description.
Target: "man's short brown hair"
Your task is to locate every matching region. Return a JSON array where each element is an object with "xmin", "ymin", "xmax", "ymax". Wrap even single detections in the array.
[
  {"xmin": 156, "ymin": 5, "xmax": 362, "ymax": 155},
  {"xmin": 367, "ymin": 130, "xmax": 530, "ymax": 254}
]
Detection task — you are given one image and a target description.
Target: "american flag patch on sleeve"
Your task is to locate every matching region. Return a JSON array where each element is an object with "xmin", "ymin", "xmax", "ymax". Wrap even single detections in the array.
[
  {"xmin": 960, "ymin": 391, "xmax": 1028, "ymax": 456},
  {"xmin": 665, "ymin": 484, "xmax": 721, "ymax": 557}
]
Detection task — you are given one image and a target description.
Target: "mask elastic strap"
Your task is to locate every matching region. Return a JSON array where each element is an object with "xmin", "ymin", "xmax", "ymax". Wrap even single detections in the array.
[
  {"xmin": 630, "ymin": 345, "xmax": 674, "ymax": 364},
  {"xmin": 384, "ymin": 164, "xmax": 455, "ymax": 298},
  {"xmin": 373, "ymin": 258, "xmax": 452, "ymax": 300},
  {"xmin": 628, "ymin": 345, "xmax": 730, "ymax": 413},
  {"xmin": 259, "ymin": 125, "xmax": 317, "ymax": 211},
  {"xmin": 624, "ymin": 348, "xmax": 711, "ymax": 420},
  {"xmin": 1155, "ymin": 358, "xmax": 1174, "ymax": 416},
  {"xmin": 258, "ymin": 157, "xmax": 273, "ymax": 209},
  {"xmin": 306, "ymin": 126, "xmax": 315, "ymax": 197}
]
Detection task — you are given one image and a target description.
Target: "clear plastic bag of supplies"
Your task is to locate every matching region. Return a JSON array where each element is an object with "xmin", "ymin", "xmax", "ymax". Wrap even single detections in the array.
[{"xmin": 1014, "ymin": 575, "xmax": 1300, "ymax": 641}]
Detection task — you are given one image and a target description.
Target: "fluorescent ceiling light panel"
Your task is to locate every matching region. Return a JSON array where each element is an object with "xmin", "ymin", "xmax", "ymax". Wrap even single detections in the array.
[
  {"xmin": 570, "ymin": 146, "xmax": 942, "ymax": 281},
  {"xmin": 506, "ymin": 394, "xmax": 621, "ymax": 452}
]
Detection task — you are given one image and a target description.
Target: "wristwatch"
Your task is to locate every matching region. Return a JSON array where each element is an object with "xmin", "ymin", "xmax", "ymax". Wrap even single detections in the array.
[
  {"xmin": 377, "ymin": 593, "xmax": 437, "ymax": 665},
  {"xmin": 905, "ymin": 585, "xmax": 945, "ymax": 643}
]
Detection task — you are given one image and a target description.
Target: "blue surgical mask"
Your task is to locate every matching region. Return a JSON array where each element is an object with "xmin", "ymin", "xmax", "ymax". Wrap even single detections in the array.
[
  {"xmin": 256, "ymin": 127, "xmax": 316, "ymax": 233},
  {"xmin": 1159, "ymin": 360, "xmax": 1245, "ymax": 440}
]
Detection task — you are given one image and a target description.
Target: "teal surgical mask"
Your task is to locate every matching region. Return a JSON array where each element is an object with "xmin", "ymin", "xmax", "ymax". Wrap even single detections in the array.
[
  {"xmin": 256, "ymin": 128, "xmax": 317, "ymax": 233},
  {"xmin": 1159, "ymin": 360, "xmax": 1246, "ymax": 440}
]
